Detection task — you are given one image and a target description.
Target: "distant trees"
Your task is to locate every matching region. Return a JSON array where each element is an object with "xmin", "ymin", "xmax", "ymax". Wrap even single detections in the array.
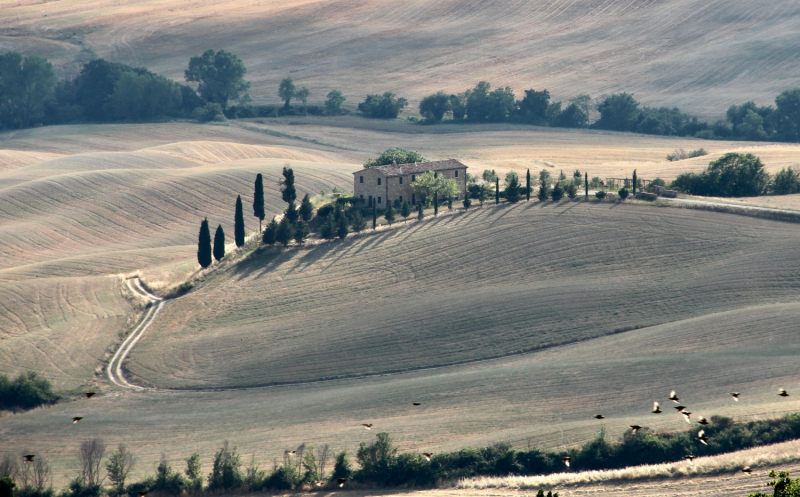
[
  {"xmin": 594, "ymin": 93, "xmax": 640, "ymax": 132},
  {"xmin": 253, "ymin": 174, "xmax": 265, "ymax": 232},
  {"xmin": 262, "ymin": 218, "xmax": 278, "ymax": 245},
  {"xmin": 466, "ymin": 81, "xmax": 515, "ymax": 122},
  {"xmin": 278, "ymin": 77, "xmax": 295, "ymax": 109},
  {"xmin": 295, "ymin": 87, "xmax": 310, "ymax": 115},
  {"xmin": 321, "ymin": 216, "xmax": 335, "ymax": 240},
  {"xmin": 358, "ymin": 92, "xmax": 408, "ymax": 119},
  {"xmin": 351, "ymin": 212, "xmax": 367, "ymax": 233},
  {"xmin": 197, "ymin": 218, "xmax": 212, "ymax": 268},
  {"xmin": 208, "ymin": 443, "xmax": 242, "ymax": 491},
  {"xmin": 234, "ymin": 195, "xmax": 245, "ymax": 247},
  {"xmin": 504, "ymin": 172, "xmax": 521, "ymax": 202},
  {"xmin": 0, "ymin": 371, "xmax": 59, "ymax": 411},
  {"xmin": 213, "ymin": 225, "xmax": 225, "ymax": 261},
  {"xmin": 537, "ymin": 170, "xmax": 550, "ymax": 201},
  {"xmin": 336, "ymin": 217, "xmax": 349, "ymax": 240},
  {"xmin": 276, "ymin": 217, "xmax": 293, "ymax": 247},
  {"xmin": 419, "ymin": 92, "xmax": 452, "ymax": 123},
  {"xmin": 0, "ymin": 52, "xmax": 56, "ymax": 129},
  {"xmin": 324, "ymin": 90, "xmax": 346, "ymax": 115},
  {"xmin": 299, "ymin": 194, "xmax": 314, "ymax": 222},
  {"xmin": 364, "ymin": 148, "xmax": 425, "ymax": 168},
  {"xmin": 294, "ymin": 221, "xmax": 309, "ymax": 245},
  {"xmin": 775, "ymin": 88, "xmax": 800, "ymax": 142},
  {"xmin": 672, "ymin": 152, "xmax": 770, "ymax": 197},
  {"xmin": 281, "ymin": 167, "xmax": 297, "ymax": 204},
  {"xmin": 185, "ymin": 50, "xmax": 251, "ymax": 110},
  {"xmin": 106, "ymin": 444, "xmax": 135, "ymax": 496},
  {"xmin": 526, "ymin": 169, "xmax": 531, "ymax": 201},
  {"xmin": 771, "ymin": 167, "xmax": 800, "ymax": 195}
]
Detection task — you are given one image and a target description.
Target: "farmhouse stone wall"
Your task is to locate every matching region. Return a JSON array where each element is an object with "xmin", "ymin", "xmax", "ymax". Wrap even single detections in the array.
[{"xmin": 353, "ymin": 160, "xmax": 468, "ymax": 207}]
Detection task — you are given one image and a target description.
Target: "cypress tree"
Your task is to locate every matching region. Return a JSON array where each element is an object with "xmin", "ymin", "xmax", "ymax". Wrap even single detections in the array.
[
  {"xmin": 400, "ymin": 201, "xmax": 411, "ymax": 221},
  {"xmin": 293, "ymin": 220, "xmax": 309, "ymax": 245},
  {"xmin": 417, "ymin": 203, "xmax": 423, "ymax": 220},
  {"xmin": 434, "ymin": 192, "xmax": 439, "ymax": 216},
  {"xmin": 538, "ymin": 177, "xmax": 550, "ymax": 201},
  {"xmin": 585, "ymin": 172, "xmax": 589, "ymax": 199},
  {"xmin": 197, "ymin": 218, "xmax": 212, "ymax": 268},
  {"xmin": 463, "ymin": 194, "xmax": 472, "ymax": 209},
  {"xmin": 632, "ymin": 169, "xmax": 638, "ymax": 195},
  {"xmin": 384, "ymin": 202, "xmax": 396, "ymax": 225},
  {"xmin": 275, "ymin": 217, "xmax": 293, "ymax": 247},
  {"xmin": 495, "ymin": 178, "xmax": 499, "ymax": 204},
  {"xmin": 505, "ymin": 175, "xmax": 521, "ymax": 203},
  {"xmin": 253, "ymin": 173, "xmax": 265, "ymax": 232},
  {"xmin": 526, "ymin": 168, "xmax": 531, "ymax": 201},
  {"xmin": 213, "ymin": 224, "xmax": 225, "ymax": 261},
  {"xmin": 337, "ymin": 216, "xmax": 349, "ymax": 240},
  {"xmin": 321, "ymin": 215, "xmax": 336, "ymax": 240},
  {"xmin": 551, "ymin": 182, "xmax": 565, "ymax": 202},
  {"xmin": 285, "ymin": 201, "xmax": 299, "ymax": 224},
  {"xmin": 299, "ymin": 194, "xmax": 314, "ymax": 222},
  {"xmin": 372, "ymin": 203, "xmax": 377, "ymax": 229},
  {"xmin": 281, "ymin": 167, "xmax": 296, "ymax": 204},
  {"xmin": 234, "ymin": 195, "xmax": 245, "ymax": 247},
  {"xmin": 262, "ymin": 217, "xmax": 278, "ymax": 245},
  {"xmin": 351, "ymin": 212, "xmax": 367, "ymax": 233}
]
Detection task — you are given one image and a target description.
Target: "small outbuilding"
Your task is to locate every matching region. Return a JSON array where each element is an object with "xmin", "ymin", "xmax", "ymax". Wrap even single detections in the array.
[{"xmin": 352, "ymin": 159, "xmax": 468, "ymax": 207}]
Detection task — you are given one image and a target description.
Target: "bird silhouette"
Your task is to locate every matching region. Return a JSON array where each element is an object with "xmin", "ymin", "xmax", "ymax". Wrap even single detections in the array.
[
  {"xmin": 337, "ymin": 478, "xmax": 347, "ymax": 487},
  {"xmin": 285, "ymin": 450, "xmax": 296, "ymax": 457},
  {"xmin": 23, "ymin": 455, "xmax": 35, "ymax": 462},
  {"xmin": 561, "ymin": 456, "xmax": 572, "ymax": 467},
  {"xmin": 362, "ymin": 423, "xmax": 373, "ymax": 430},
  {"xmin": 85, "ymin": 392, "xmax": 96, "ymax": 399},
  {"xmin": 779, "ymin": 388, "xmax": 789, "ymax": 397},
  {"xmin": 681, "ymin": 411, "xmax": 692, "ymax": 423},
  {"xmin": 730, "ymin": 392, "xmax": 740, "ymax": 401},
  {"xmin": 696, "ymin": 430, "xmax": 709, "ymax": 445},
  {"xmin": 741, "ymin": 467, "xmax": 752, "ymax": 474},
  {"xmin": 653, "ymin": 402, "xmax": 662, "ymax": 413},
  {"xmin": 673, "ymin": 405, "xmax": 687, "ymax": 412},
  {"xmin": 630, "ymin": 425, "xmax": 642, "ymax": 434},
  {"xmin": 422, "ymin": 453, "xmax": 433, "ymax": 461},
  {"xmin": 669, "ymin": 391, "xmax": 680, "ymax": 403},
  {"xmin": 593, "ymin": 414, "xmax": 605, "ymax": 419},
  {"xmin": 683, "ymin": 455, "xmax": 695, "ymax": 464},
  {"xmin": 72, "ymin": 417, "xmax": 83, "ymax": 424},
  {"xmin": 412, "ymin": 402, "xmax": 421, "ymax": 406},
  {"xmin": 698, "ymin": 417, "xmax": 709, "ymax": 425}
]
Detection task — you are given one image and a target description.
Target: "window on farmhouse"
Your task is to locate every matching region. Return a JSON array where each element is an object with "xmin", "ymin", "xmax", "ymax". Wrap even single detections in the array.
[
  {"xmin": 378, "ymin": 178, "xmax": 382, "ymax": 185},
  {"xmin": 399, "ymin": 177, "xmax": 403, "ymax": 184},
  {"xmin": 412, "ymin": 175, "xmax": 416, "ymax": 182},
  {"xmin": 360, "ymin": 176, "xmax": 363, "ymax": 183},
  {"xmin": 455, "ymin": 170, "xmax": 459, "ymax": 177},
  {"xmin": 378, "ymin": 197, "xmax": 382, "ymax": 204}
]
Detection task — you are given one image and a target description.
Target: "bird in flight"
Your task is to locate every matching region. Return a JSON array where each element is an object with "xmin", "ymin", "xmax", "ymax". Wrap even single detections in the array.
[
  {"xmin": 23, "ymin": 454, "xmax": 35, "ymax": 462},
  {"xmin": 730, "ymin": 392, "xmax": 740, "ymax": 401},
  {"xmin": 673, "ymin": 405, "xmax": 687, "ymax": 412},
  {"xmin": 696, "ymin": 430, "xmax": 709, "ymax": 445},
  {"xmin": 683, "ymin": 455, "xmax": 695, "ymax": 465},
  {"xmin": 741, "ymin": 467, "xmax": 752, "ymax": 474},
  {"xmin": 72, "ymin": 417, "xmax": 83, "ymax": 424},
  {"xmin": 362, "ymin": 423, "xmax": 373, "ymax": 430},
  {"xmin": 561, "ymin": 456, "xmax": 572, "ymax": 467},
  {"xmin": 422, "ymin": 453, "xmax": 433, "ymax": 461},
  {"xmin": 779, "ymin": 388, "xmax": 789, "ymax": 397},
  {"xmin": 85, "ymin": 392, "xmax": 96, "ymax": 399},
  {"xmin": 681, "ymin": 411, "xmax": 692, "ymax": 423},
  {"xmin": 630, "ymin": 425, "xmax": 642, "ymax": 434},
  {"xmin": 337, "ymin": 478, "xmax": 347, "ymax": 488},
  {"xmin": 698, "ymin": 417, "xmax": 709, "ymax": 425},
  {"xmin": 285, "ymin": 450, "xmax": 296, "ymax": 457},
  {"xmin": 412, "ymin": 402, "xmax": 421, "ymax": 406},
  {"xmin": 669, "ymin": 391, "xmax": 680, "ymax": 403},
  {"xmin": 593, "ymin": 414, "xmax": 605, "ymax": 419},
  {"xmin": 653, "ymin": 402, "xmax": 662, "ymax": 413}
]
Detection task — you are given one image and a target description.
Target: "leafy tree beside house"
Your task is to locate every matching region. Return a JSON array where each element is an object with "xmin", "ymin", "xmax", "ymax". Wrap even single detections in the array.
[
  {"xmin": 337, "ymin": 216, "xmax": 349, "ymax": 240},
  {"xmin": 184, "ymin": 50, "xmax": 250, "ymax": 110},
  {"xmin": 364, "ymin": 148, "xmax": 426, "ymax": 168}
]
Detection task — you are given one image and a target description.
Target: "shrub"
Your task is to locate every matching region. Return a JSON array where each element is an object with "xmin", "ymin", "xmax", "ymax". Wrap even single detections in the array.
[
  {"xmin": 771, "ymin": 167, "xmax": 800, "ymax": 195},
  {"xmin": 618, "ymin": 187, "xmax": 629, "ymax": 199},
  {"xmin": 331, "ymin": 451, "xmax": 352, "ymax": 481},
  {"xmin": 191, "ymin": 103, "xmax": 225, "ymax": 122},
  {"xmin": 321, "ymin": 216, "xmax": 336, "ymax": 241},
  {"xmin": 152, "ymin": 460, "xmax": 186, "ymax": 496},
  {"xmin": 595, "ymin": 190, "xmax": 607, "ymax": 200},
  {"xmin": 550, "ymin": 182, "xmax": 564, "ymax": 201},
  {"xmin": 262, "ymin": 218, "xmax": 278, "ymax": 245},
  {"xmin": 651, "ymin": 177, "xmax": 666, "ymax": 187},
  {"xmin": 207, "ymin": 443, "xmax": 242, "ymax": 491},
  {"xmin": 358, "ymin": 92, "xmax": 408, "ymax": 119},
  {"xmin": 565, "ymin": 183, "xmax": 578, "ymax": 199},
  {"xmin": 0, "ymin": 372, "xmax": 59, "ymax": 411},
  {"xmin": 672, "ymin": 152, "xmax": 770, "ymax": 197}
]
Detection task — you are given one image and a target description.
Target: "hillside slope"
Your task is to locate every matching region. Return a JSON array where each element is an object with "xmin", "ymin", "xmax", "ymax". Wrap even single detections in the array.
[
  {"xmin": 127, "ymin": 202, "xmax": 800, "ymax": 389},
  {"xmin": 1, "ymin": 0, "xmax": 798, "ymax": 117}
]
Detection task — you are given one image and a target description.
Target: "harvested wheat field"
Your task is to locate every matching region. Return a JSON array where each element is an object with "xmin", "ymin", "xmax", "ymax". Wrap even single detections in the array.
[{"xmin": 1, "ymin": 0, "xmax": 799, "ymax": 118}]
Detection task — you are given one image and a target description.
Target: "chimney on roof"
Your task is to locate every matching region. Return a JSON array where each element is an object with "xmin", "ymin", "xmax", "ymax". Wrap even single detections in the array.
[{"xmin": 392, "ymin": 160, "xmax": 397, "ymax": 167}]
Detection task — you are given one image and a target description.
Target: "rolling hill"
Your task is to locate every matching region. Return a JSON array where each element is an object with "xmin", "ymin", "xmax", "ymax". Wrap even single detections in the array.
[{"xmin": 1, "ymin": 0, "xmax": 799, "ymax": 118}]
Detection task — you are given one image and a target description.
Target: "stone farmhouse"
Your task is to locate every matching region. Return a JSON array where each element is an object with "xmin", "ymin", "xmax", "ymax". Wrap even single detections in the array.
[{"xmin": 352, "ymin": 159, "xmax": 468, "ymax": 207}]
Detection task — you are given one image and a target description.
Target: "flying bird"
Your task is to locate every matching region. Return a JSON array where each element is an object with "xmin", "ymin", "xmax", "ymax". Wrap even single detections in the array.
[
  {"xmin": 72, "ymin": 417, "xmax": 83, "ymax": 424},
  {"xmin": 683, "ymin": 455, "xmax": 695, "ymax": 465},
  {"xmin": 698, "ymin": 417, "xmax": 709, "ymax": 425},
  {"xmin": 779, "ymin": 388, "xmax": 789, "ymax": 397},
  {"xmin": 412, "ymin": 402, "xmax": 421, "ymax": 406},
  {"xmin": 362, "ymin": 423, "xmax": 373, "ymax": 430},
  {"xmin": 730, "ymin": 392, "xmax": 740, "ymax": 401},
  {"xmin": 593, "ymin": 414, "xmax": 605, "ymax": 419},
  {"xmin": 653, "ymin": 402, "xmax": 662, "ymax": 414},
  {"xmin": 673, "ymin": 405, "xmax": 687, "ymax": 412},
  {"xmin": 561, "ymin": 456, "xmax": 572, "ymax": 467},
  {"xmin": 337, "ymin": 478, "xmax": 347, "ymax": 488},
  {"xmin": 630, "ymin": 425, "xmax": 642, "ymax": 434},
  {"xmin": 85, "ymin": 392, "xmax": 96, "ymax": 399},
  {"xmin": 23, "ymin": 454, "xmax": 35, "ymax": 462},
  {"xmin": 422, "ymin": 453, "xmax": 433, "ymax": 461},
  {"xmin": 741, "ymin": 466, "xmax": 753, "ymax": 474},
  {"xmin": 681, "ymin": 411, "xmax": 692, "ymax": 423},
  {"xmin": 669, "ymin": 391, "xmax": 680, "ymax": 403},
  {"xmin": 285, "ymin": 450, "xmax": 296, "ymax": 457},
  {"xmin": 696, "ymin": 430, "xmax": 709, "ymax": 445}
]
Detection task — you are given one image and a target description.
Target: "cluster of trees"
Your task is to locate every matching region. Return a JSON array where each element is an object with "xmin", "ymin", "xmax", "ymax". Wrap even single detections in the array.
[
  {"xmin": 671, "ymin": 153, "xmax": 800, "ymax": 197},
  {"xmin": 6, "ymin": 413, "xmax": 800, "ymax": 496},
  {"xmin": 0, "ymin": 372, "xmax": 59, "ymax": 412},
  {"xmin": 415, "ymin": 81, "xmax": 800, "ymax": 143}
]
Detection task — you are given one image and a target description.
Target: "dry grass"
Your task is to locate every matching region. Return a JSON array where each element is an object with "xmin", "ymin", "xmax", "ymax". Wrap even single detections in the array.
[{"xmin": 1, "ymin": 0, "xmax": 799, "ymax": 119}]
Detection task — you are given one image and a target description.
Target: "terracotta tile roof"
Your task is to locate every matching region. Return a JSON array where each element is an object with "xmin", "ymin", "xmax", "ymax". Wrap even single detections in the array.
[{"xmin": 354, "ymin": 159, "xmax": 467, "ymax": 177}]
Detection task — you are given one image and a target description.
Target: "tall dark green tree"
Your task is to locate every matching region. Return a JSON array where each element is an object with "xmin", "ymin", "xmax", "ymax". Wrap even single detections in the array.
[
  {"xmin": 278, "ymin": 77, "xmax": 295, "ymax": 109},
  {"xmin": 538, "ymin": 176, "xmax": 550, "ymax": 201},
  {"xmin": 526, "ymin": 169, "xmax": 531, "ymax": 201},
  {"xmin": 262, "ymin": 217, "xmax": 278, "ymax": 245},
  {"xmin": 585, "ymin": 172, "xmax": 589, "ymax": 198},
  {"xmin": 337, "ymin": 216, "xmax": 349, "ymax": 240},
  {"xmin": 632, "ymin": 169, "xmax": 638, "ymax": 195},
  {"xmin": 495, "ymin": 178, "xmax": 500, "ymax": 204},
  {"xmin": 372, "ymin": 203, "xmax": 377, "ymax": 229},
  {"xmin": 400, "ymin": 201, "xmax": 411, "ymax": 221},
  {"xmin": 417, "ymin": 203, "xmax": 424, "ymax": 220},
  {"xmin": 253, "ymin": 173, "xmax": 265, "ymax": 232},
  {"xmin": 197, "ymin": 218, "xmax": 212, "ymax": 268},
  {"xmin": 213, "ymin": 225, "xmax": 225, "ymax": 261},
  {"xmin": 285, "ymin": 201, "xmax": 299, "ymax": 224},
  {"xmin": 505, "ymin": 174, "xmax": 521, "ymax": 203},
  {"xmin": 384, "ymin": 202, "xmax": 396, "ymax": 225},
  {"xmin": 0, "ymin": 52, "xmax": 57, "ymax": 129},
  {"xmin": 463, "ymin": 194, "xmax": 472, "ymax": 209},
  {"xmin": 0, "ymin": 476, "xmax": 15, "ymax": 497},
  {"xmin": 351, "ymin": 212, "xmax": 367, "ymax": 233},
  {"xmin": 293, "ymin": 221, "xmax": 309, "ymax": 245},
  {"xmin": 299, "ymin": 194, "xmax": 314, "ymax": 222},
  {"xmin": 234, "ymin": 195, "xmax": 245, "ymax": 247},
  {"xmin": 551, "ymin": 182, "xmax": 564, "ymax": 202},
  {"xmin": 275, "ymin": 217, "xmax": 293, "ymax": 247},
  {"xmin": 281, "ymin": 167, "xmax": 296, "ymax": 204},
  {"xmin": 321, "ymin": 215, "xmax": 336, "ymax": 240},
  {"xmin": 184, "ymin": 50, "xmax": 251, "ymax": 110},
  {"xmin": 434, "ymin": 192, "xmax": 439, "ymax": 215}
]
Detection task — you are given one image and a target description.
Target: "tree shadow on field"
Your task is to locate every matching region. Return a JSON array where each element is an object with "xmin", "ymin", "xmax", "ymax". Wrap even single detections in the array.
[
  {"xmin": 320, "ymin": 231, "xmax": 396, "ymax": 271},
  {"xmin": 554, "ymin": 201, "xmax": 581, "ymax": 216},
  {"xmin": 230, "ymin": 247, "xmax": 287, "ymax": 280},
  {"xmin": 485, "ymin": 202, "xmax": 522, "ymax": 224}
]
